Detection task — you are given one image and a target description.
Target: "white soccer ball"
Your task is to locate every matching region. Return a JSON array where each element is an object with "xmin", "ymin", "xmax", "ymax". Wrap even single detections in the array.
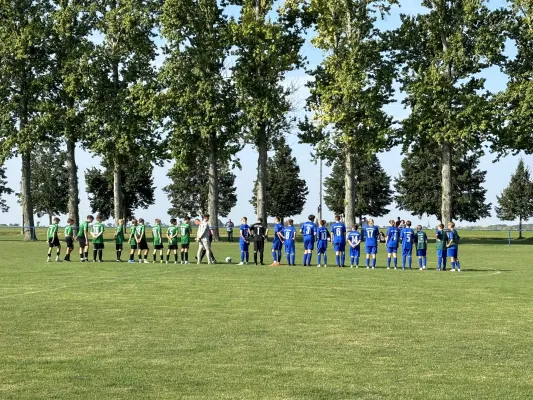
[{"xmin": 225, "ymin": 257, "xmax": 232, "ymax": 264}]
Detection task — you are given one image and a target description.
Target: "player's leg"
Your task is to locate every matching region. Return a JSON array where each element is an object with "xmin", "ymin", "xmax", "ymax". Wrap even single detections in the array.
[
  {"xmin": 366, "ymin": 248, "xmax": 370, "ymax": 268},
  {"xmin": 408, "ymin": 249, "xmax": 412, "ymax": 269},
  {"xmin": 372, "ymin": 251, "xmax": 377, "ymax": 269},
  {"xmin": 259, "ymin": 241, "xmax": 265, "ymax": 265},
  {"xmin": 402, "ymin": 249, "xmax": 406, "ymax": 270},
  {"xmin": 153, "ymin": 247, "xmax": 157, "ymax": 263},
  {"xmin": 355, "ymin": 249, "xmax": 360, "ymax": 268},
  {"xmin": 418, "ymin": 250, "xmax": 423, "ymax": 270},
  {"xmin": 387, "ymin": 251, "xmax": 392, "ymax": 269},
  {"xmin": 254, "ymin": 241, "xmax": 259, "ymax": 265},
  {"xmin": 98, "ymin": 243, "xmax": 103, "ymax": 262},
  {"xmin": 341, "ymin": 245, "xmax": 346, "ymax": 267},
  {"xmin": 204, "ymin": 240, "xmax": 213, "ymax": 264},
  {"xmin": 393, "ymin": 251, "xmax": 398, "ymax": 269}
]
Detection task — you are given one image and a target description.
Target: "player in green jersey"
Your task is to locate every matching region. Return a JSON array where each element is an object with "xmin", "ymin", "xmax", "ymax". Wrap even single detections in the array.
[
  {"xmin": 47, "ymin": 217, "xmax": 62, "ymax": 262},
  {"xmin": 436, "ymin": 223, "xmax": 447, "ymax": 271},
  {"xmin": 114, "ymin": 219, "xmax": 125, "ymax": 262},
  {"xmin": 180, "ymin": 216, "xmax": 192, "ymax": 264},
  {"xmin": 64, "ymin": 218, "xmax": 74, "ymax": 262},
  {"xmin": 447, "ymin": 222, "xmax": 461, "ymax": 271},
  {"xmin": 77, "ymin": 215, "xmax": 94, "ymax": 262},
  {"xmin": 166, "ymin": 218, "xmax": 179, "ymax": 264},
  {"xmin": 91, "ymin": 214, "xmax": 105, "ymax": 262},
  {"xmin": 136, "ymin": 218, "xmax": 149, "ymax": 263},
  {"xmin": 128, "ymin": 219, "xmax": 138, "ymax": 263},
  {"xmin": 415, "ymin": 225, "xmax": 428, "ymax": 270},
  {"xmin": 152, "ymin": 219, "xmax": 164, "ymax": 263}
]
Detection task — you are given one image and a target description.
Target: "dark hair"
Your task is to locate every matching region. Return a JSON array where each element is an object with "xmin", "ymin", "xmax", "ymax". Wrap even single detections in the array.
[
  {"xmin": 53, "ymin": 217, "xmax": 60, "ymax": 223},
  {"xmin": 203, "ymin": 214, "xmax": 210, "ymax": 219},
  {"xmin": 406, "ymin": 220, "xmax": 412, "ymax": 227},
  {"xmin": 96, "ymin": 214, "xmax": 103, "ymax": 221},
  {"xmin": 87, "ymin": 215, "xmax": 94, "ymax": 221},
  {"xmin": 288, "ymin": 219, "xmax": 294, "ymax": 224},
  {"xmin": 334, "ymin": 215, "xmax": 341, "ymax": 221},
  {"xmin": 139, "ymin": 218, "xmax": 145, "ymax": 224},
  {"xmin": 67, "ymin": 218, "xmax": 74, "ymax": 223},
  {"xmin": 170, "ymin": 218, "xmax": 177, "ymax": 224},
  {"xmin": 354, "ymin": 224, "xmax": 359, "ymax": 230},
  {"xmin": 258, "ymin": 217, "xmax": 263, "ymax": 223},
  {"xmin": 185, "ymin": 216, "xmax": 190, "ymax": 221},
  {"xmin": 308, "ymin": 214, "xmax": 315, "ymax": 221}
]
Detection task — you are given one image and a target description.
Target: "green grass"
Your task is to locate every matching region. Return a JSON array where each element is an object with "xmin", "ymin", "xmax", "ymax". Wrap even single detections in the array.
[{"xmin": 1, "ymin": 235, "xmax": 532, "ymax": 399}]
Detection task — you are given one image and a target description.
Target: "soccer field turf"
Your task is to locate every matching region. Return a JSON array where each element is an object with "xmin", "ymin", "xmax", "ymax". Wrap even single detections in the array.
[{"xmin": 1, "ymin": 236, "xmax": 532, "ymax": 399}]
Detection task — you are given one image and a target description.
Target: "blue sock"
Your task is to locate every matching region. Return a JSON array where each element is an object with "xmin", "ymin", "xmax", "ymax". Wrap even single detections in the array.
[
  {"xmin": 324, "ymin": 254, "xmax": 327, "ymax": 265},
  {"xmin": 366, "ymin": 258, "xmax": 370, "ymax": 267},
  {"xmin": 438, "ymin": 257, "xmax": 442, "ymax": 270},
  {"xmin": 308, "ymin": 253, "xmax": 312, "ymax": 265},
  {"xmin": 351, "ymin": 256, "xmax": 355, "ymax": 265},
  {"xmin": 418, "ymin": 258, "xmax": 422, "ymax": 268},
  {"xmin": 303, "ymin": 254, "xmax": 307, "ymax": 265},
  {"xmin": 341, "ymin": 254, "xmax": 345, "ymax": 266},
  {"xmin": 387, "ymin": 257, "xmax": 391, "ymax": 268},
  {"xmin": 443, "ymin": 258, "xmax": 447, "ymax": 269},
  {"xmin": 451, "ymin": 261, "xmax": 456, "ymax": 269},
  {"xmin": 456, "ymin": 260, "xmax": 461, "ymax": 269},
  {"xmin": 372, "ymin": 258, "xmax": 376, "ymax": 268},
  {"xmin": 402, "ymin": 256, "xmax": 406, "ymax": 269},
  {"xmin": 246, "ymin": 252, "xmax": 249, "ymax": 262},
  {"xmin": 286, "ymin": 253, "xmax": 291, "ymax": 264},
  {"xmin": 355, "ymin": 257, "xmax": 359, "ymax": 266},
  {"xmin": 335, "ymin": 255, "xmax": 340, "ymax": 266},
  {"xmin": 408, "ymin": 256, "xmax": 412, "ymax": 269},
  {"xmin": 424, "ymin": 257, "xmax": 427, "ymax": 268},
  {"xmin": 394, "ymin": 258, "xmax": 397, "ymax": 268},
  {"xmin": 291, "ymin": 254, "xmax": 295, "ymax": 265},
  {"xmin": 272, "ymin": 251, "xmax": 277, "ymax": 262},
  {"xmin": 317, "ymin": 254, "xmax": 322, "ymax": 265},
  {"xmin": 241, "ymin": 252, "xmax": 244, "ymax": 262},
  {"xmin": 277, "ymin": 251, "xmax": 281, "ymax": 262}
]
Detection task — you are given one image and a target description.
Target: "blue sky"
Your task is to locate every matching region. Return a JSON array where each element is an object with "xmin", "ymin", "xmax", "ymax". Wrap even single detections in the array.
[{"xmin": 1, "ymin": 0, "xmax": 530, "ymax": 228}]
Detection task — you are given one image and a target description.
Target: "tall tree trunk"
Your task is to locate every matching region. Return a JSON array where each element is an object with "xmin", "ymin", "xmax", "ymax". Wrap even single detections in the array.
[
  {"xmin": 519, "ymin": 216, "xmax": 523, "ymax": 239},
  {"xmin": 256, "ymin": 125, "xmax": 268, "ymax": 224},
  {"xmin": 344, "ymin": 149, "xmax": 356, "ymax": 227},
  {"xmin": 207, "ymin": 131, "xmax": 219, "ymax": 241},
  {"xmin": 66, "ymin": 137, "xmax": 79, "ymax": 233},
  {"xmin": 113, "ymin": 160, "xmax": 124, "ymax": 221},
  {"xmin": 21, "ymin": 151, "xmax": 36, "ymax": 241},
  {"xmin": 441, "ymin": 142, "xmax": 452, "ymax": 226}
]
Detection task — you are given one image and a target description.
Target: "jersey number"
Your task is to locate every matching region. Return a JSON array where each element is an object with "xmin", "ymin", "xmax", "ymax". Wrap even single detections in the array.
[
  {"xmin": 367, "ymin": 229, "xmax": 374, "ymax": 238},
  {"xmin": 335, "ymin": 228, "xmax": 341, "ymax": 236}
]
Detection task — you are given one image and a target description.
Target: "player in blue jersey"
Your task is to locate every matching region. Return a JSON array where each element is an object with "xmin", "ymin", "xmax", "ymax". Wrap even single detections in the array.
[
  {"xmin": 386, "ymin": 220, "xmax": 400, "ymax": 270},
  {"xmin": 435, "ymin": 223, "xmax": 447, "ymax": 271},
  {"xmin": 316, "ymin": 220, "xmax": 330, "ymax": 267},
  {"xmin": 282, "ymin": 219, "xmax": 297, "ymax": 266},
  {"xmin": 415, "ymin": 225, "xmax": 428, "ymax": 270},
  {"xmin": 363, "ymin": 218, "xmax": 380, "ymax": 269},
  {"xmin": 270, "ymin": 217, "xmax": 284, "ymax": 266},
  {"xmin": 300, "ymin": 214, "xmax": 317, "ymax": 266},
  {"xmin": 331, "ymin": 215, "xmax": 347, "ymax": 267},
  {"xmin": 347, "ymin": 224, "xmax": 361, "ymax": 268},
  {"xmin": 238, "ymin": 217, "xmax": 251, "ymax": 265},
  {"xmin": 400, "ymin": 220, "xmax": 415, "ymax": 270},
  {"xmin": 447, "ymin": 222, "xmax": 461, "ymax": 271}
]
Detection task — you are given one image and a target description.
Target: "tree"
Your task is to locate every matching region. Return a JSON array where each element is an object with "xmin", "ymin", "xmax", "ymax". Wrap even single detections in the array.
[
  {"xmin": 85, "ymin": 0, "xmax": 160, "ymax": 222},
  {"xmin": 395, "ymin": 0, "xmax": 505, "ymax": 227},
  {"xmin": 395, "ymin": 143, "xmax": 491, "ymax": 223},
  {"xmin": 300, "ymin": 0, "xmax": 396, "ymax": 227},
  {"xmin": 159, "ymin": 0, "xmax": 240, "ymax": 240},
  {"xmin": 30, "ymin": 145, "xmax": 69, "ymax": 224},
  {"xmin": 324, "ymin": 154, "xmax": 393, "ymax": 222},
  {"xmin": 495, "ymin": 159, "xmax": 533, "ymax": 238},
  {"xmin": 49, "ymin": 0, "xmax": 95, "ymax": 232},
  {"xmin": 0, "ymin": 0, "xmax": 54, "ymax": 240},
  {"xmin": 85, "ymin": 157, "xmax": 156, "ymax": 221},
  {"xmin": 0, "ymin": 165, "xmax": 13, "ymax": 213},
  {"xmin": 251, "ymin": 140, "xmax": 308, "ymax": 221},
  {"xmin": 164, "ymin": 159, "xmax": 237, "ymax": 219},
  {"xmin": 231, "ymin": 0, "xmax": 306, "ymax": 223}
]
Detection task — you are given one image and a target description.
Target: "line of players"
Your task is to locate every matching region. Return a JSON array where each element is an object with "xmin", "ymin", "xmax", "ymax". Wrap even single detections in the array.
[{"xmin": 237, "ymin": 215, "xmax": 462, "ymax": 271}]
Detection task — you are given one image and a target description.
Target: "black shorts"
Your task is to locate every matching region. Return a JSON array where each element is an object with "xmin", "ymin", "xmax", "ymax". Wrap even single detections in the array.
[
  {"xmin": 93, "ymin": 243, "xmax": 104, "ymax": 250},
  {"xmin": 154, "ymin": 244, "xmax": 164, "ymax": 250},
  {"xmin": 181, "ymin": 243, "xmax": 189, "ymax": 249},
  {"xmin": 116, "ymin": 244, "xmax": 123, "ymax": 251},
  {"xmin": 168, "ymin": 244, "xmax": 178, "ymax": 250},
  {"xmin": 130, "ymin": 244, "xmax": 138, "ymax": 250},
  {"xmin": 254, "ymin": 240, "xmax": 265, "ymax": 253},
  {"xmin": 78, "ymin": 237, "xmax": 87, "ymax": 248},
  {"xmin": 48, "ymin": 237, "xmax": 60, "ymax": 247},
  {"xmin": 65, "ymin": 238, "xmax": 74, "ymax": 250},
  {"xmin": 139, "ymin": 240, "xmax": 149, "ymax": 250}
]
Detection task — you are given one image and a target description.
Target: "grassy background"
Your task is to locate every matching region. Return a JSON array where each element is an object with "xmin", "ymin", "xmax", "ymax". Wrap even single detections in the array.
[{"xmin": 0, "ymin": 231, "xmax": 532, "ymax": 399}]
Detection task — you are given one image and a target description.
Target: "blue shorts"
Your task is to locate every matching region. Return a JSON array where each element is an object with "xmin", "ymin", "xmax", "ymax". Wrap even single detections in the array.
[
  {"xmin": 317, "ymin": 245, "xmax": 327, "ymax": 254},
  {"xmin": 303, "ymin": 238, "xmax": 315, "ymax": 251},
  {"xmin": 366, "ymin": 246, "xmax": 378, "ymax": 255},
  {"xmin": 387, "ymin": 246, "xmax": 398, "ymax": 254},
  {"xmin": 333, "ymin": 242, "xmax": 346, "ymax": 252},
  {"xmin": 285, "ymin": 242, "xmax": 295, "ymax": 254},
  {"xmin": 240, "ymin": 241, "xmax": 249, "ymax": 252},
  {"xmin": 437, "ymin": 250, "xmax": 446, "ymax": 258},
  {"xmin": 271, "ymin": 241, "xmax": 282, "ymax": 251},
  {"xmin": 350, "ymin": 247, "xmax": 360, "ymax": 257},
  {"xmin": 402, "ymin": 248, "xmax": 413, "ymax": 257},
  {"xmin": 447, "ymin": 248, "xmax": 458, "ymax": 258},
  {"xmin": 416, "ymin": 249, "xmax": 427, "ymax": 257}
]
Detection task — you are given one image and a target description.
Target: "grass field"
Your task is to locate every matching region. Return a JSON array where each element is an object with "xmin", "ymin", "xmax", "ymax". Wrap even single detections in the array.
[{"xmin": 1, "ymin": 230, "xmax": 532, "ymax": 399}]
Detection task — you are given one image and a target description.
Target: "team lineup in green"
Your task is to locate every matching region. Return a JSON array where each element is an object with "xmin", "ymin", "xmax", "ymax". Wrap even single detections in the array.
[{"xmin": 46, "ymin": 213, "xmax": 461, "ymax": 271}]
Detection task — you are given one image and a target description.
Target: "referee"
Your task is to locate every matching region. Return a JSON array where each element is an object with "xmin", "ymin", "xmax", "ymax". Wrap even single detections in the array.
[{"xmin": 251, "ymin": 217, "xmax": 267, "ymax": 265}]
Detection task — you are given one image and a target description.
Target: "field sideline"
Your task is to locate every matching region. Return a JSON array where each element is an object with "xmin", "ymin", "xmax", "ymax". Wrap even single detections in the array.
[{"xmin": 1, "ymin": 233, "xmax": 532, "ymax": 399}]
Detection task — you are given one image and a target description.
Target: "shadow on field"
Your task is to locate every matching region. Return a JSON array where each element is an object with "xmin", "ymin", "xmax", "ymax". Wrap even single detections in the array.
[
  {"xmin": 429, "ymin": 237, "xmax": 533, "ymax": 246},
  {"xmin": 461, "ymin": 268, "xmax": 511, "ymax": 273}
]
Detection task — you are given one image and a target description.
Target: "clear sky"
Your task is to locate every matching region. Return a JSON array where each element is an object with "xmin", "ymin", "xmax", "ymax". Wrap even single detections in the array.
[{"xmin": 1, "ymin": 0, "xmax": 531, "ymax": 229}]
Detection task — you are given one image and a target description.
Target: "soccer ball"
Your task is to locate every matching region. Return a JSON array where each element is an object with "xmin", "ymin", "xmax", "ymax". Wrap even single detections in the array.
[{"xmin": 225, "ymin": 257, "xmax": 232, "ymax": 264}]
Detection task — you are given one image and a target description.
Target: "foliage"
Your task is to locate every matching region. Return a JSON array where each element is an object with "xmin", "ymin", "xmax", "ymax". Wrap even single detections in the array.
[
  {"xmin": 324, "ymin": 154, "xmax": 393, "ymax": 219},
  {"xmin": 395, "ymin": 144, "xmax": 491, "ymax": 222},
  {"xmin": 85, "ymin": 158, "xmax": 155, "ymax": 221},
  {"xmin": 30, "ymin": 145, "xmax": 69, "ymax": 221},
  {"xmin": 0, "ymin": 165, "xmax": 13, "ymax": 213},
  {"xmin": 495, "ymin": 159, "xmax": 533, "ymax": 237},
  {"xmin": 250, "ymin": 140, "xmax": 308, "ymax": 220},
  {"xmin": 164, "ymin": 160, "xmax": 237, "ymax": 219}
]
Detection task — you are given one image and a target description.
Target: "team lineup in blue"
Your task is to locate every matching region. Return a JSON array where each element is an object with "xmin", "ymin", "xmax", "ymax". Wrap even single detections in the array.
[{"xmin": 239, "ymin": 215, "xmax": 462, "ymax": 271}]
